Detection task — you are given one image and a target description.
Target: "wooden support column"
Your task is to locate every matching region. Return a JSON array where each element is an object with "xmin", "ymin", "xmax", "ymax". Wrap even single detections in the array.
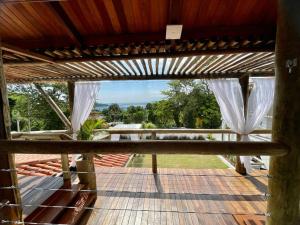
[
  {"xmin": 0, "ymin": 44, "xmax": 22, "ymax": 222},
  {"xmin": 151, "ymin": 132, "xmax": 158, "ymax": 174},
  {"xmin": 235, "ymin": 75, "xmax": 249, "ymax": 175},
  {"xmin": 267, "ymin": 0, "xmax": 300, "ymax": 224},
  {"xmin": 68, "ymin": 82, "xmax": 96, "ymax": 189},
  {"xmin": 35, "ymin": 83, "xmax": 71, "ymax": 182}
]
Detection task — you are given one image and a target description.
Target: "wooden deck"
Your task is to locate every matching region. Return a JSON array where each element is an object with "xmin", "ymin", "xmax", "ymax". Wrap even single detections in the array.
[{"xmin": 84, "ymin": 168, "xmax": 268, "ymax": 225}]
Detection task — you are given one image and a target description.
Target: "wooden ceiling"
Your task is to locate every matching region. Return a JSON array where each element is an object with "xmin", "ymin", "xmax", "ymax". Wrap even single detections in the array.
[{"xmin": 0, "ymin": 0, "xmax": 276, "ymax": 82}]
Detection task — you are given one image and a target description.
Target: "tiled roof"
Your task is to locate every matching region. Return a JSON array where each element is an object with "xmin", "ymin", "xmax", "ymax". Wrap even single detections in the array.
[{"xmin": 16, "ymin": 154, "xmax": 131, "ymax": 176}]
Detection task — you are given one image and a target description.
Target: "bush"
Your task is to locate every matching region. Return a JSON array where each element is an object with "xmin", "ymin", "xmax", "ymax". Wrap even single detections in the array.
[
  {"xmin": 77, "ymin": 119, "xmax": 108, "ymax": 140},
  {"xmin": 162, "ymin": 135, "xmax": 205, "ymax": 140},
  {"xmin": 206, "ymin": 133, "xmax": 216, "ymax": 140},
  {"xmin": 142, "ymin": 122, "xmax": 157, "ymax": 129}
]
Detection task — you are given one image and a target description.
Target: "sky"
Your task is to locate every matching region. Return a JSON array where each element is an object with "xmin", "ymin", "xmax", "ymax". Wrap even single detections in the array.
[{"xmin": 97, "ymin": 80, "xmax": 170, "ymax": 104}]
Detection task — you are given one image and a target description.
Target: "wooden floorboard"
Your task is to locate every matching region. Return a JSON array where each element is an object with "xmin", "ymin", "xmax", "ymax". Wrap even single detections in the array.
[{"xmin": 82, "ymin": 168, "xmax": 267, "ymax": 225}]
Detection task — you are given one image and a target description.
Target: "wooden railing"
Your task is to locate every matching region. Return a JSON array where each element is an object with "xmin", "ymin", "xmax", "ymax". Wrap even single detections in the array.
[{"xmin": 11, "ymin": 128, "xmax": 273, "ymax": 173}]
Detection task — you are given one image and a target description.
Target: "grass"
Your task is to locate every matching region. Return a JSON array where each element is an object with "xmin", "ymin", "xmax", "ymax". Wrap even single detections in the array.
[{"xmin": 127, "ymin": 154, "xmax": 228, "ymax": 169}]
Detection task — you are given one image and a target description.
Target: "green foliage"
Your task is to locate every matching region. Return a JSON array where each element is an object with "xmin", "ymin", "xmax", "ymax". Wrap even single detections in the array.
[
  {"xmin": 101, "ymin": 103, "xmax": 122, "ymax": 122},
  {"xmin": 8, "ymin": 84, "xmax": 69, "ymax": 131},
  {"xmin": 77, "ymin": 119, "xmax": 108, "ymax": 140},
  {"xmin": 206, "ymin": 133, "xmax": 216, "ymax": 140},
  {"xmin": 142, "ymin": 122, "xmax": 156, "ymax": 129},
  {"xmin": 162, "ymin": 135, "xmax": 205, "ymax": 140},
  {"xmin": 122, "ymin": 106, "xmax": 147, "ymax": 123}
]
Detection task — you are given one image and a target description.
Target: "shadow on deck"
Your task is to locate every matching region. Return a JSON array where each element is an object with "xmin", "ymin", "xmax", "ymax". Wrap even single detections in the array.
[{"xmin": 82, "ymin": 168, "xmax": 268, "ymax": 225}]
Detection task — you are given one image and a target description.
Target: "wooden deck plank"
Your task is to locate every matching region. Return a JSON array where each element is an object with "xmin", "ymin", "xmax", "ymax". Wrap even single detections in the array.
[{"xmin": 83, "ymin": 168, "xmax": 267, "ymax": 225}]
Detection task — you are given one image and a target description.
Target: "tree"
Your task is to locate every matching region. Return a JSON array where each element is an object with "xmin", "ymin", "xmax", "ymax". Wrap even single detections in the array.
[
  {"xmin": 162, "ymin": 80, "xmax": 221, "ymax": 128},
  {"xmin": 8, "ymin": 83, "xmax": 69, "ymax": 131},
  {"xmin": 123, "ymin": 106, "xmax": 147, "ymax": 123},
  {"xmin": 102, "ymin": 103, "xmax": 122, "ymax": 122}
]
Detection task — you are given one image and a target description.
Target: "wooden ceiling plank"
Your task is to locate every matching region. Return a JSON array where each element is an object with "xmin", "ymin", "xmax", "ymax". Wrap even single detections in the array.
[
  {"xmin": 48, "ymin": 1, "xmax": 83, "ymax": 46},
  {"xmin": 111, "ymin": 0, "xmax": 129, "ymax": 33},
  {"xmin": 168, "ymin": 0, "xmax": 183, "ymax": 24},
  {"xmin": 1, "ymin": 43, "xmax": 54, "ymax": 63}
]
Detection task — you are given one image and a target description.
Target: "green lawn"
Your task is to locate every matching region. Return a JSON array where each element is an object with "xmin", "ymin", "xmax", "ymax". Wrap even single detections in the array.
[{"xmin": 127, "ymin": 154, "xmax": 228, "ymax": 169}]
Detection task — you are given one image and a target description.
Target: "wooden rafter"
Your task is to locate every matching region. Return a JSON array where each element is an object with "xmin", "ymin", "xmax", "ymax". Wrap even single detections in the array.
[
  {"xmin": 49, "ymin": 1, "xmax": 83, "ymax": 46},
  {"xmin": 1, "ymin": 43, "xmax": 54, "ymax": 63}
]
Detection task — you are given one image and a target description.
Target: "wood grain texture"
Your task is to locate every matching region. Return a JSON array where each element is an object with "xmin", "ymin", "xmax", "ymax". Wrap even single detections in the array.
[
  {"xmin": 0, "ymin": 140, "xmax": 289, "ymax": 156},
  {"xmin": 83, "ymin": 167, "xmax": 268, "ymax": 225}
]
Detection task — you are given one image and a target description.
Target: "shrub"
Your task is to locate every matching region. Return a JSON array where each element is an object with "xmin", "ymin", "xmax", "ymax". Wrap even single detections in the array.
[
  {"xmin": 77, "ymin": 119, "xmax": 108, "ymax": 140},
  {"xmin": 142, "ymin": 122, "xmax": 157, "ymax": 129}
]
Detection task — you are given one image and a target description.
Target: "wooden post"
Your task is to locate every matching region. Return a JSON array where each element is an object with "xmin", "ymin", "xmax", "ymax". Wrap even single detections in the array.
[
  {"xmin": 267, "ymin": 1, "xmax": 300, "ymax": 224},
  {"xmin": 0, "ymin": 43, "xmax": 22, "ymax": 222},
  {"xmin": 151, "ymin": 132, "xmax": 158, "ymax": 174},
  {"xmin": 68, "ymin": 82, "xmax": 96, "ymax": 189},
  {"xmin": 235, "ymin": 75, "xmax": 249, "ymax": 174}
]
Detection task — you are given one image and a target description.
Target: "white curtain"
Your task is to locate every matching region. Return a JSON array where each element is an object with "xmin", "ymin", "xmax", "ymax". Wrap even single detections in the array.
[
  {"xmin": 70, "ymin": 81, "xmax": 101, "ymax": 167},
  {"xmin": 208, "ymin": 78, "xmax": 275, "ymax": 173}
]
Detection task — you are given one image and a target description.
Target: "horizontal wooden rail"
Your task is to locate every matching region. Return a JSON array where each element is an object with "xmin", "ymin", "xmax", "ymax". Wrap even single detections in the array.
[
  {"xmin": 0, "ymin": 140, "xmax": 288, "ymax": 156},
  {"xmin": 94, "ymin": 128, "xmax": 272, "ymax": 134}
]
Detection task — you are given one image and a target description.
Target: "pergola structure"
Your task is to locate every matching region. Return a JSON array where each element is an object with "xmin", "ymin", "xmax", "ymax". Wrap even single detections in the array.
[{"xmin": 0, "ymin": 0, "xmax": 299, "ymax": 225}]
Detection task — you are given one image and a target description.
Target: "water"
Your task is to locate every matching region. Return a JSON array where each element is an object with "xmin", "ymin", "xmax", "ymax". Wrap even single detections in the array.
[{"xmin": 95, "ymin": 102, "xmax": 149, "ymax": 111}]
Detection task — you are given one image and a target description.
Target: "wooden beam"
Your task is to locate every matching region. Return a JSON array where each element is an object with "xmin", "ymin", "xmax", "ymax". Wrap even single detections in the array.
[
  {"xmin": 267, "ymin": 0, "xmax": 300, "ymax": 224},
  {"xmin": 7, "ymin": 71, "xmax": 274, "ymax": 84},
  {"xmin": 52, "ymin": 48, "xmax": 274, "ymax": 64},
  {"xmin": 34, "ymin": 84, "xmax": 71, "ymax": 130},
  {"xmin": 94, "ymin": 128, "xmax": 272, "ymax": 134},
  {"xmin": 1, "ymin": 43, "xmax": 54, "ymax": 63},
  {"xmin": 3, "ymin": 26, "xmax": 275, "ymax": 50},
  {"xmin": 0, "ymin": 140, "xmax": 289, "ymax": 156},
  {"xmin": 49, "ymin": 2, "xmax": 83, "ymax": 46},
  {"xmin": 0, "ymin": 43, "xmax": 22, "ymax": 221}
]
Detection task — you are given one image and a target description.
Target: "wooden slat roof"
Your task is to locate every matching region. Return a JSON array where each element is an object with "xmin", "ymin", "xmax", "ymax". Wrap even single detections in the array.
[
  {"xmin": 4, "ymin": 52, "xmax": 274, "ymax": 83},
  {"xmin": 1, "ymin": 0, "xmax": 276, "ymax": 82}
]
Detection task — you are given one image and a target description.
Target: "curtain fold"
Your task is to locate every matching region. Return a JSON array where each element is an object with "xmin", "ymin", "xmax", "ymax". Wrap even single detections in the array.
[
  {"xmin": 70, "ymin": 81, "xmax": 101, "ymax": 167},
  {"xmin": 208, "ymin": 78, "xmax": 275, "ymax": 173}
]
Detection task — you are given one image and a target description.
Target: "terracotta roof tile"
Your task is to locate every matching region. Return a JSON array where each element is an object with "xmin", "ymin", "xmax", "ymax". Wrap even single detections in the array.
[{"xmin": 16, "ymin": 154, "xmax": 131, "ymax": 176}]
